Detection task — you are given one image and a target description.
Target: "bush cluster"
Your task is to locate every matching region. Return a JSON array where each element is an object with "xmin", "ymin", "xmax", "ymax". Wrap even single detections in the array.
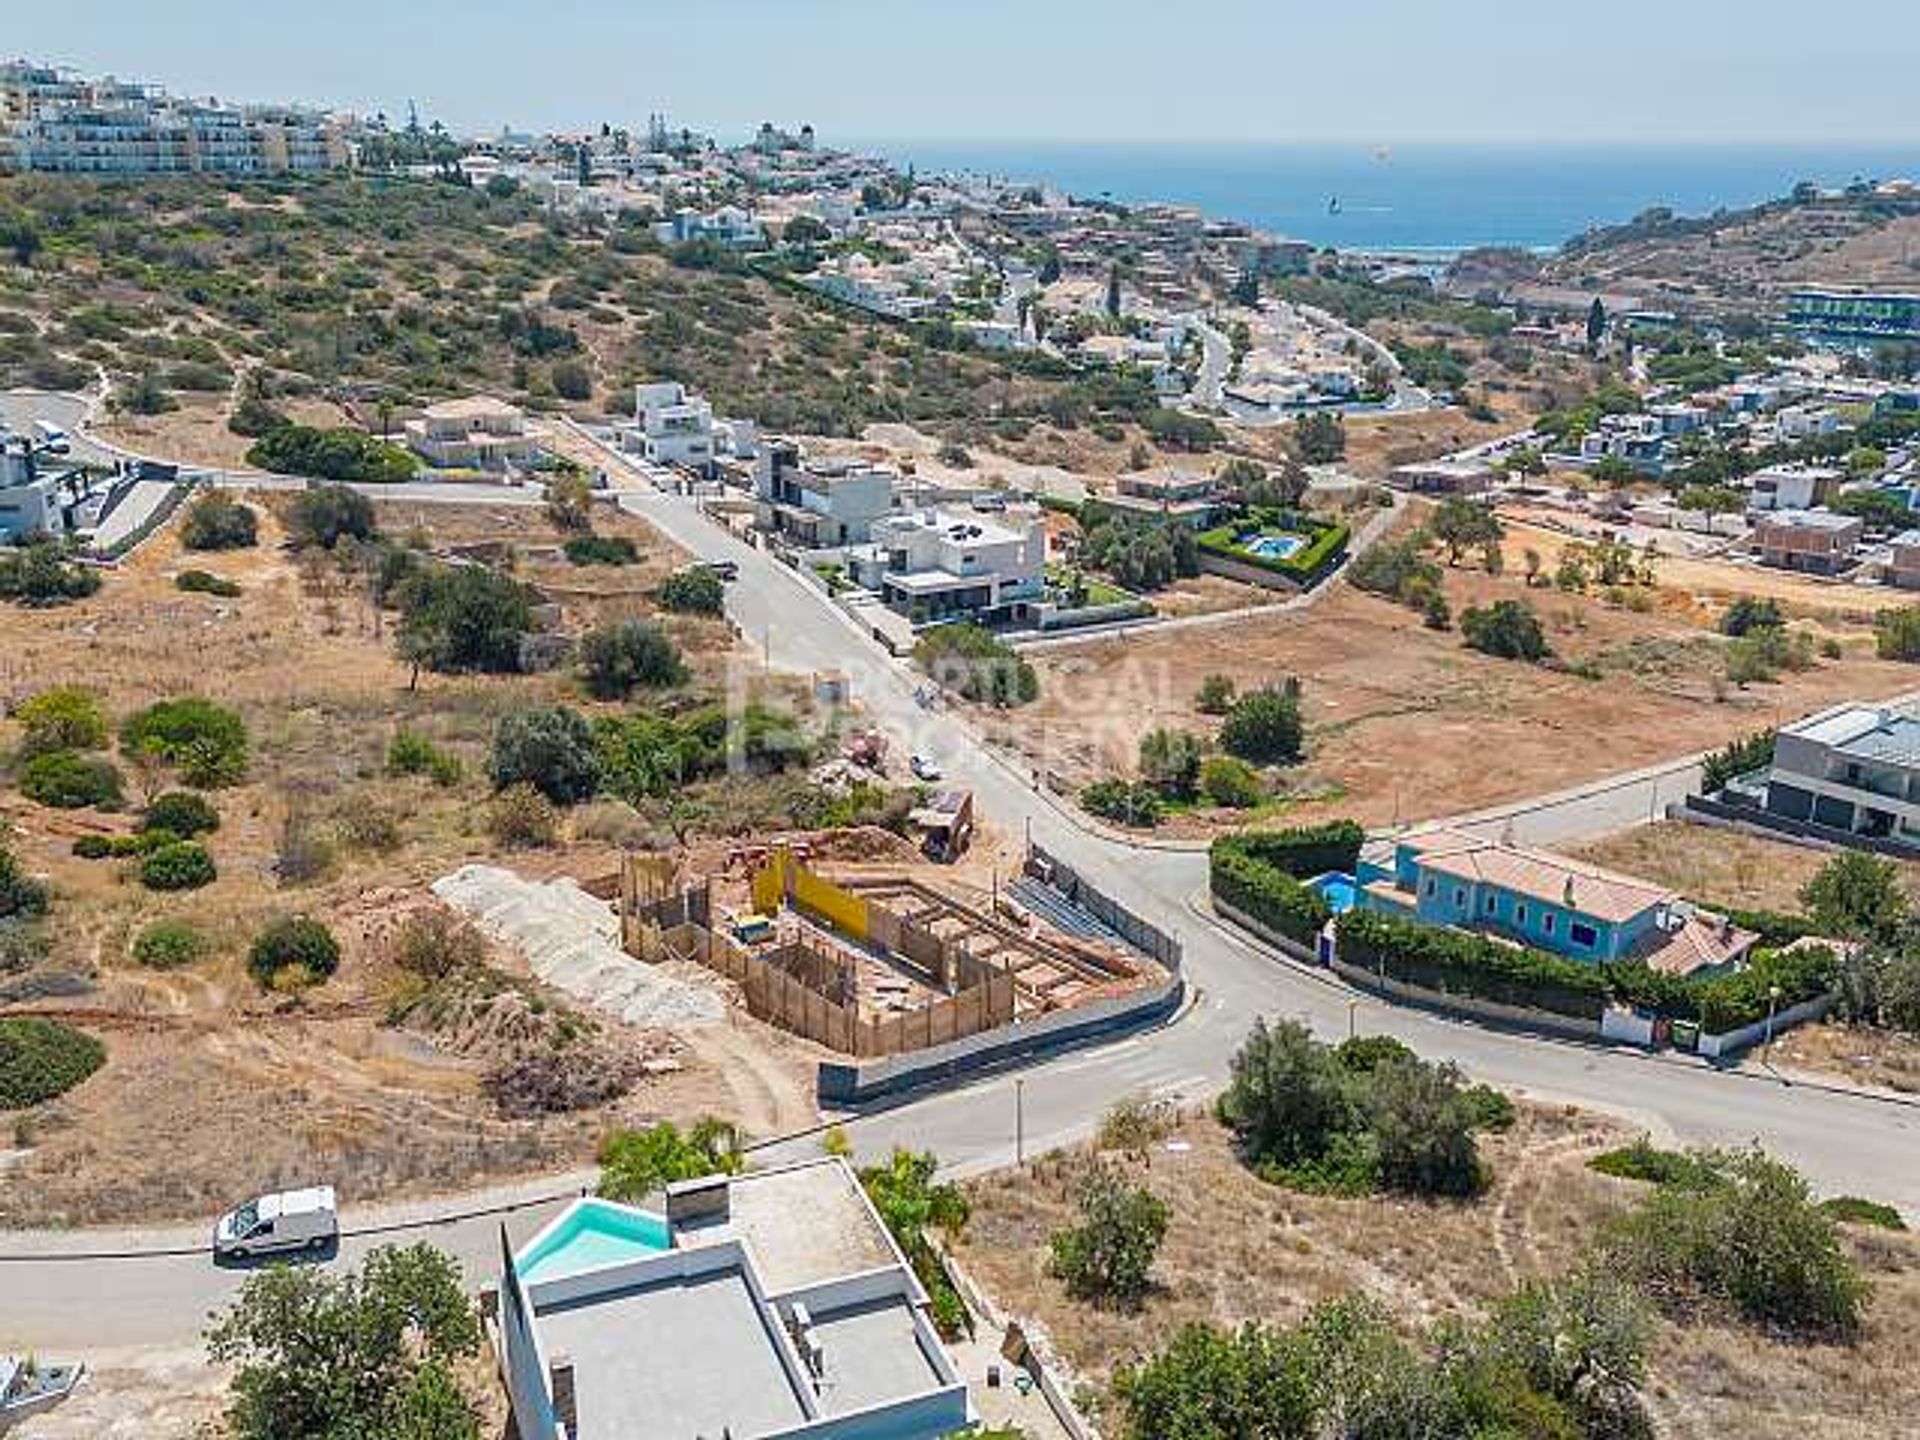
[
  {"xmin": 248, "ymin": 916, "xmax": 341, "ymax": 989},
  {"xmin": 20, "ymin": 749, "xmax": 123, "ymax": 809},
  {"xmin": 248, "ymin": 425, "xmax": 415, "ymax": 484},
  {"xmin": 385, "ymin": 730, "xmax": 463, "ymax": 787},
  {"xmin": 562, "ymin": 533, "xmax": 639, "ymax": 567},
  {"xmin": 140, "ymin": 840, "xmax": 217, "ymax": 891},
  {"xmin": 132, "ymin": 919, "xmax": 205, "ymax": 970},
  {"xmin": 121, "ymin": 696, "xmax": 249, "ymax": 788},
  {"xmin": 180, "ymin": 491, "xmax": 259, "ymax": 550},
  {"xmin": 142, "ymin": 791, "xmax": 220, "ymax": 838},
  {"xmin": 176, "ymin": 569, "xmax": 242, "ymax": 598},
  {"xmin": 657, "ymin": 566, "xmax": 726, "ymax": 615},
  {"xmin": 0, "ymin": 1016, "xmax": 107, "ymax": 1109},
  {"xmin": 912, "ymin": 624, "xmax": 1038, "ymax": 706}
]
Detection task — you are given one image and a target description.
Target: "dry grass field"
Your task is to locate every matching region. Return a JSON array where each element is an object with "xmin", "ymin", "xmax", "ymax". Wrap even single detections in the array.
[
  {"xmin": 956, "ymin": 1106, "xmax": 1920, "ymax": 1440},
  {"xmin": 0, "ymin": 496, "xmax": 835, "ymax": 1228},
  {"xmin": 987, "ymin": 524, "xmax": 1920, "ymax": 838}
]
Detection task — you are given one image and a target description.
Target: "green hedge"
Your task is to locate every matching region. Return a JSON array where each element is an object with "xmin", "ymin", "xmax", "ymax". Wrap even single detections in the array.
[
  {"xmin": 1209, "ymin": 841, "xmax": 1332, "ymax": 946},
  {"xmin": 1335, "ymin": 909, "xmax": 1613, "ymax": 1019},
  {"xmin": 1198, "ymin": 509, "xmax": 1350, "ymax": 585},
  {"xmin": 1220, "ymin": 822, "xmax": 1365, "ymax": 880}
]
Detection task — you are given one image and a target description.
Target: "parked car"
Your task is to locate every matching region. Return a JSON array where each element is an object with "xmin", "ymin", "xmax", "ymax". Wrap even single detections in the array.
[
  {"xmin": 910, "ymin": 753, "xmax": 943, "ymax": 782},
  {"xmin": 695, "ymin": 558, "xmax": 740, "ymax": 583},
  {"xmin": 212, "ymin": 1185, "xmax": 338, "ymax": 1261}
]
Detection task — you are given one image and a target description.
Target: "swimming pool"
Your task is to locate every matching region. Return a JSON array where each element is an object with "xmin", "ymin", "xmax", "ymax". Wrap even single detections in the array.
[
  {"xmin": 516, "ymin": 1198, "xmax": 672, "ymax": 1284},
  {"xmin": 1241, "ymin": 533, "xmax": 1306, "ymax": 561},
  {"xmin": 1309, "ymin": 872, "xmax": 1358, "ymax": 914}
]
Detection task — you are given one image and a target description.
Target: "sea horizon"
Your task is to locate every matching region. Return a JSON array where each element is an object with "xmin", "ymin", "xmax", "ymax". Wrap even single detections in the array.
[{"xmin": 857, "ymin": 138, "xmax": 1920, "ymax": 255}]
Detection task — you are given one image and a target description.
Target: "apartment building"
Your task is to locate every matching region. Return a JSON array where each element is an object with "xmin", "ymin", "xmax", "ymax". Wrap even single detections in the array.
[
  {"xmin": 1750, "ymin": 509, "xmax": 1861, "ymax": 574},
  {"xmin": 0, "ymin": 61, "xmax": 347, "ymax": 175},
  {"xmin": 848, "ymin": 506, "xmax": 1046, "ymax": 621}
]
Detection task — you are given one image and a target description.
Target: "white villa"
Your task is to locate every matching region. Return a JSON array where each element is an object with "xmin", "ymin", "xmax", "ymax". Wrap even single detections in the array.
[{"xmin": 405, "ymin": 396, "xmax": 539, "ymax": 472}]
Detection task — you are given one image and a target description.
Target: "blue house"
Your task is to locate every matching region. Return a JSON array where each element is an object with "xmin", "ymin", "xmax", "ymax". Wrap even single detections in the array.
[{"xmin": 1356, "ymin": 829, "xmax": 1753, "ymax": 975}]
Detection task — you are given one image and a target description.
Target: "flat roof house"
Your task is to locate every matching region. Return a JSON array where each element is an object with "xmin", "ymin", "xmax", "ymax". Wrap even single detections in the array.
[
  {"xmin": 1746, "ymin": 464, "xmax": 1844, "ymax": 513},
  {"xmin": 754, "ymin": 442, "xmax": 898, "ymax": 547},
  {"xmin": 1763, "ymin": 705, "xmax": 1920, "ymax": 850},
  {"xmin": 493, "ymin": 1158, "xmax": 973, "ymax": 1440},
  {"xmin": 1890, "ymin": 530, "xmax": 1920, "ymax": 590},
  {"xmin": 1099, "ymin": 469, "xmax": 1224, "ymax": 527},
  {"xmin": 1358, "ymin": 829, "xmax": 1754, "ymax": 976},
  {"xmin": 405, "ymin": 396, "xmax": 537, "ymax": 472},
  {"xmin": 849, "ymin": 506, "xmax": 1046, "ymax": 622},
  {"xmin": 1750, "ymin": 508, "xmax": 1861, "ymax": 574}
]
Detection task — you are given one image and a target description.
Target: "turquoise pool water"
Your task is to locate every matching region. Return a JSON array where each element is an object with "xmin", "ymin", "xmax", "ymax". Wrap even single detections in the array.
[
  {"xmin": 517, "ymin": 1199, "xmax": 672, "ymax": 1284},
  {"xmin": 1243, "ymin": 533, "xmax": 1306, "ymax": 561},
  {"xmin": 1310, "ymin": 872, "xmax": 1358, "ymax": 914}
]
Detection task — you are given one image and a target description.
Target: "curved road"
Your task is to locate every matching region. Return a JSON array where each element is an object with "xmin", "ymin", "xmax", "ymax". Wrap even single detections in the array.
[{"xmin": 5, "ymin": 437, "xmax": 1918, "ymax": 1357}]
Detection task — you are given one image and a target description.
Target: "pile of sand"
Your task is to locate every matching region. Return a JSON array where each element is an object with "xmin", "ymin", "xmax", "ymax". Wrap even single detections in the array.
[{"xmin": 432, "ymin": 864, "xmax": 725, "ymax": 1030}]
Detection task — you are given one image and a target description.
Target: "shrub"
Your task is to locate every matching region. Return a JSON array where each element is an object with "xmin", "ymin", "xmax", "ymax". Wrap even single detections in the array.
[
  {"xmin": 1362, "ymin": 1053, "xmax": 1487, "ymax": 1197},
  {"xmin": 386, "ymin": 730, "xmax": 462, "ymax": 786},
  {"xmin": 0, "ymin": 1017, "xmax": 106, "ymax": 1108},
  {"xmin": 489, "ymin": 706, "xmax": 601, "ymax": 804},
  {"xmin": 1720, "ymin": 595, "xmax": 1784, "ymax": 637},
  {"xmin": 1194, "ymin": 674, "xmax": 1236, "ymax": 714},
  {"xmin": 1081, "ymin": 778, "xmax": 1163, "ymax": 827},
  {"xmin": 1601, "ymin": 1146, "xmax": 1869, "ymax": 1337},
  {"xmin": 175, "ymin": 569, "xmax": 242, "ymax": 598},
  {"xmin": 1048, "ymin": 1162, "xmax": 1169, "ymax": 1307},
  {"xmin": 1874, "ymin": 603, "xmax": 1920, "ymax": 661},
  {"xmin": 286, "ymin": 482, "xmax": 378, "ymax": 549},
  {"xmin": 120, "ymin": 696, "xmax": 249, "ymax": 788},
  {"xmin": 141, "ymin": 791, "xmax": 220, "ymax": 838},
  {"xmin": 1209, "ymin": 839, "xmax": 1332, "ymax": 946},
  {"xmin": 1819, "ymin": 1195, "xmax": 1907, "ymax": 1230},
  {"xmin": 1218, "ymin": 688, "xmax": 1304, "ymax": 765},
  {"xmin": 390, "ymin": 911, "xmax": 486, "ymax": 980},
  {"xmin": 1461, "ymin": 599, "xmax": 1550, "ymax": 661},
  {"xmin": 599, "ymin": 1119, "xmax": 744, "ymax": 1202},
  {"xmin": 20, "ymin": 750, "xmax": 123, "ymax": 809},
  {"xmin": 140, "ymin": 840, "xmax": 216, "ymax": 891},
  {"xmin": 579, "ymin": 619, "xmax": 687, "ymax": 699},
  {"xmin": 1096, "ymin": 1093, "xmax": 1176, "ymax": 1154},
  {"xmin": 1335, "ymin": 908, "xmax": 1612, "ymax": 1018},
  {"xmin": 248, "ymin": 916, "xmax": 341, "ymax": 988},
  {"xmin": 248, "ymin": 425, "xmax": 415, "ymax": 484},
  {"xmin": 13, "ymin": 685, "xmax": 107, "ymax": 755},
  {"xmin": 1199, "ymin": 754, "xmax": 1264, "ymax": 809},
  {"xmin": 1138, "ymin": 727, "xmax": 1204, "ymax": 799},
  {"xmin": 657, "ymin": 566, "xmax": 727, "ymax": 615},
  {"xmin": 0, "ymin": 541, "xmax": 101, "ymax": 605},
  {"xmin": 180, "ymin": 490, "xmax": 258, "ymax": 550},
  {"xmin": 0, "ymin": 838, "xmax": 48, "ymax": 919},
  {"xmin": 488, "ymin": 783, "xmax": 559, "ymax": 848},
  {"xmin": 132, "ymin": 920, "xmax": 205, "ymax": 970},
  {"xmin": 913, "ymin": 624, "xmax": 1038, "ymax": 706},
  {"xmin": 71, "ymin": 833, "xmax": 112, "ymax": 859},
  {"xmin": 1701, "ymin": 729, "xmax": 1774, "ymax": 794},
  {"xmin": 563, "ymin": 534, "xmax": 638, "ymax": 566}
]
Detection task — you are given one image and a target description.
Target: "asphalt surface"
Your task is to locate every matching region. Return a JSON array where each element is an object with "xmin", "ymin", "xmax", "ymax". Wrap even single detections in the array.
[{"xmin": 5, "ymin": 426, "xmax": 1920, "ymax": 1358}]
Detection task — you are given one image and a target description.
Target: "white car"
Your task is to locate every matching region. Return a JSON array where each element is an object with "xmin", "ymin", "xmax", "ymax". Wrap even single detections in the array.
[
  {"xmin": 910, "ymin": 753, "xmax": 942, "ymax": 782},
  {"xmin": 213, "ymin": 1186, "xmax": 338, "ymax": 1261}
]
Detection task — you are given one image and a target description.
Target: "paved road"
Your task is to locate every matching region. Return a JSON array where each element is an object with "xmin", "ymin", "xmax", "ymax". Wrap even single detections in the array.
[{"xmin": 7, "ymin": 435, "xmax": 1920, "ymax": 1356}]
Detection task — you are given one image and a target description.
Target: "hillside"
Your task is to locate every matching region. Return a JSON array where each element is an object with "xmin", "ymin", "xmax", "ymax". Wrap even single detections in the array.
[
  {"xmin": 0, "ymin": 173, "xmax": 1163, "ymax": 460},
  {"xmin": 1543, "ymin": 189, "xmax": 1920, "ymax": 313}
]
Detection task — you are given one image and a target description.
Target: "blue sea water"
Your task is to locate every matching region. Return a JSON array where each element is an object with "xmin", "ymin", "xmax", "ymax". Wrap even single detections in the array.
[{"xmin": 866, "ymin": 140, "xmax": 1920, "ymax": 254}]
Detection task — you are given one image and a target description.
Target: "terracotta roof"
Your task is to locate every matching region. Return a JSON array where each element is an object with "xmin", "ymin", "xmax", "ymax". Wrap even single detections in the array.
[
  {"xmin": 421, "ymin": 395, "xmax": 521, "ymax": 422},
  {"xmin": 1638, "ymin": 914, "xmax": 1759, "ymax": 976},
  {"xmin": 1405, "ymin": 829, "xmax": 1672, "ymax": 925}
]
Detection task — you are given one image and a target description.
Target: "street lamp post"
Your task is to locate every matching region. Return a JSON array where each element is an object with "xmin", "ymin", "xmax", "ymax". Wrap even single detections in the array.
[
  {"xmin": 1347, "ymin": 998, "xmax": 1359, "ymax": 1042},
  {"xmin": 1764, "ymin": 983, "xmax": 1783, "ymax": 1058}
]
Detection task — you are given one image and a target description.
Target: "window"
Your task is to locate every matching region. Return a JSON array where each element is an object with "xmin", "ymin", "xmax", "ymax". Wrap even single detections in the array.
[
  {"xmin": 1570, "ymin": 921, "xmax": 1599, "ymax": 949},
  {"xmin": 1483, "ymin": 892, "xmax": 1497, "ymax": 915},
  {"xmin": 1454, "ymin": 887, "xmax": 1466, "ymax": 909},
  {"xmin": 1516, "ymin": 903, "xmax": 1528, "ymax": 925},
  {"xmin": 1424, "ymin": 878, "xmax": 1435, "ymax": 897},
  {"xmin": 1544, "ymin": 914, "xmax": 1556, "ymax": 936}
]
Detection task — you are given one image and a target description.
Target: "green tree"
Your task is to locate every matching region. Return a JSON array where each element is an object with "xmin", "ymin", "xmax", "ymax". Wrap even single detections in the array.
[
  {"xmin": 1200, "ymin": 754, "xmax": 1264, "ymax": 809},
  {"xmin": 1363, "ymin": 1054, "xmax": 1486, "ymax": 1197},
  {"xmin": 1194, "ymin": 673, "xmax": 1237, "ymax": 714},
  {"xmin": 120, "ymin": 696, "xmax": 249, "ymax": 789},
  {"xmin": 489, "ymin": 705, "xmax": 601, "ymax": 804},
  {"xmin": 598, "ymin": 1119, "xmax": 744, "ymax": 1202},
  {"xmin": 181, "ymin": 490, "xmax": 260, "ymax": 550},
  {"xmin": 287, "ymin": 483, "xmax": 377, "ymax": 550},
  {"xmin": 248, "ymin": 916, "xmax": 342, "ymax": 988},
  {"xmin": 1719, "ymin": 595, "xmax": 1784, "ymax": 637},
  {"xmin": 1799, "ymin": 850, "xmax": 1909, "ymax": 943},
  {"xmin": 1219, "ymin": 689, "xmax": 1304, "ymax": 766},
  {"xmin": 1114, "ymin": 1321, "xmax": 1317, "ymax": 1440},
  {"xmin": 14, "ymin": 684, "xmax": 107, "ymax": 756},
  {"xmin": 544, "ymin": 468, "xmax": 594, "ymax": 530},
  {"xmin": 1875, "ymin": 604, "xmax": 1920, "ymax": 661},
  {"xmin": 395, "ymin": 566, "xmax": 533, "ymax": 681},
  {"xmin": 578, "ymin": 619, "xmax": 686, "ymax": 698},
  {"xmin": 1586, "ymin": 296, "xmax": 1608, "ymax": 351},
  {"xmin": 1427, "ymin": 497, "xmax": 1504, "ymax": 565},
  {"xmin": 1291, "ymin": 410, "xmax": 1346, "ymax": 464},
  {"xmin": 859, "ymin": 1148, "xmax": 972, "ymax": 1337},
  {"xmin": 1461, "ymin": 599, "xmax": 1549, "ymax": 662},
  {"xmin": 1139, "ymin": 727, "xmax": 1205, "ymax": 799},
  {"xmin": 1486, "ymin": 1267, "xmax": 1651, "ymax": 1431},
  {"xmin": 204, "ymin": 1243, "xmax": 481, "ymax": 1440},
  {"xmin": 1048, "ymin": 1161, "xmax": 1169, "ymax": 1308},
  {"xmin": 657, "ymin": 566, "xmax": 727, "ymax": 615},
  {"xmin": 1106, "ymin": 264, "xmax": 1123, "ymax": 319},
  {"xmin": 20, "ymin": 750, "xmax": 123, "ymax": 809},
  {"xmin": 1217, "ymin": 1018, "xmax": 1354, "ymax": 1170}
]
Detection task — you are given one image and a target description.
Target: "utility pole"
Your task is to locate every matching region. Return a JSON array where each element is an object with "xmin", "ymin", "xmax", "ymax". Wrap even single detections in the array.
[{"xmin": 1014, "ymin": 1077, "xmax": 1025, "ymax": 1167}]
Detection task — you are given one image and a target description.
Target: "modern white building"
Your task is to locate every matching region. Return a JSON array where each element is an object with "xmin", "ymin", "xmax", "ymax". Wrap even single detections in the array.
[
  {"xmin": 1746, "ymin": 463, "xmax": 1844, "ymax": 513},
  {"xmin": 653, "ymin": 206, "xmax": 765, "ymax": 248},
  {"xmin": 492, "ymin": 1159, "xmax": 974, "ymax": 1440},
  {"xmin": 1760, "ymin": 705, "xmax": 1920, "ymax": 850},
  {"xmin": 848, "ymin": 506, "xmax": 1046, "ymax": 621},
  {"xmin": 754, "ymin": 442, "xmax": 899, "ymax": 546},
  {"xmin": 405, "ymin": 397, "xmax": 537, "ymax": 472},
  {"xmin": 624, "ymin": 382, "xmax": 756, "ymax": 474}
]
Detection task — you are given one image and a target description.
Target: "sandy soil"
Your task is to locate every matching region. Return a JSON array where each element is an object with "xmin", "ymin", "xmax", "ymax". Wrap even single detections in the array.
[
  {"xmin": 93, "ymin": 394, "xmax": 352, "ymax": 470},
  {"xmin": 956, "ymin": 1105, "xmax": 1920, "ymax": 1440},
  {"xmin": 983, "ymin": 549, "xmax": 1920, "ymax": 838},
  {"xmin": 1566, "ymin": 821, "xmax": 1920, "ymax": 916}
]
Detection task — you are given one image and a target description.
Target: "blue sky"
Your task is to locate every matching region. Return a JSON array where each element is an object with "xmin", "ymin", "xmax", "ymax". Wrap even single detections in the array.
[{"xmin": 16, "ymin": 1, "xmax": 1920, "ymax": 145}]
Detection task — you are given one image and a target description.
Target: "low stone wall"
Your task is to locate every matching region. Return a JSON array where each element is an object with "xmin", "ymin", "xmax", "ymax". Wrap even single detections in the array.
[
  {"xmin": 1196, "ymin": 551, "xmax": 1304, "ymax": 592},
  {"xmin": 1697, "ymin": 993, "xmax": 1834, "ymax": 1059},
  {"xmin": 1211, "ymin": 896, "xmax": 1318, "ymax": 964}
]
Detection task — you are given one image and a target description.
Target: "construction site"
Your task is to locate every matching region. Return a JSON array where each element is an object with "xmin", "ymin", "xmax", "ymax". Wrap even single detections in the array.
[{"xmin": 618, "ymin": 846, "xmax": 1169, "ymax": 1062}]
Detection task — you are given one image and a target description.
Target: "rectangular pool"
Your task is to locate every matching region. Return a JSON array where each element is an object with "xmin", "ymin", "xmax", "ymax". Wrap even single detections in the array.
[
  {"xmin": 1309, "ymin": 872, "xmax": 1358, "ymax": 914},
  {"xmin": 1242, "ymin": 533, "xmax": 1306, "ymax": 561}
]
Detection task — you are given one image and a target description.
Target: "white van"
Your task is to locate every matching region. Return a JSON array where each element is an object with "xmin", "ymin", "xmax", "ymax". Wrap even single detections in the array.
[
  {"xmin": 32, "ymin": 421, "xmax": 69, "ymax": 454},
  {"xmin": 213, "ymin": 1186, "xmax": 338, "ymax": 1260}
]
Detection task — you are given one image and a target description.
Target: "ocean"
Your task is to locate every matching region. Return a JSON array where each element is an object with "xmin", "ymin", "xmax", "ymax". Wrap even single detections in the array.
[{"xmin": 864, "ymin": 140, "xmax": 1920, "ymax": 255}]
